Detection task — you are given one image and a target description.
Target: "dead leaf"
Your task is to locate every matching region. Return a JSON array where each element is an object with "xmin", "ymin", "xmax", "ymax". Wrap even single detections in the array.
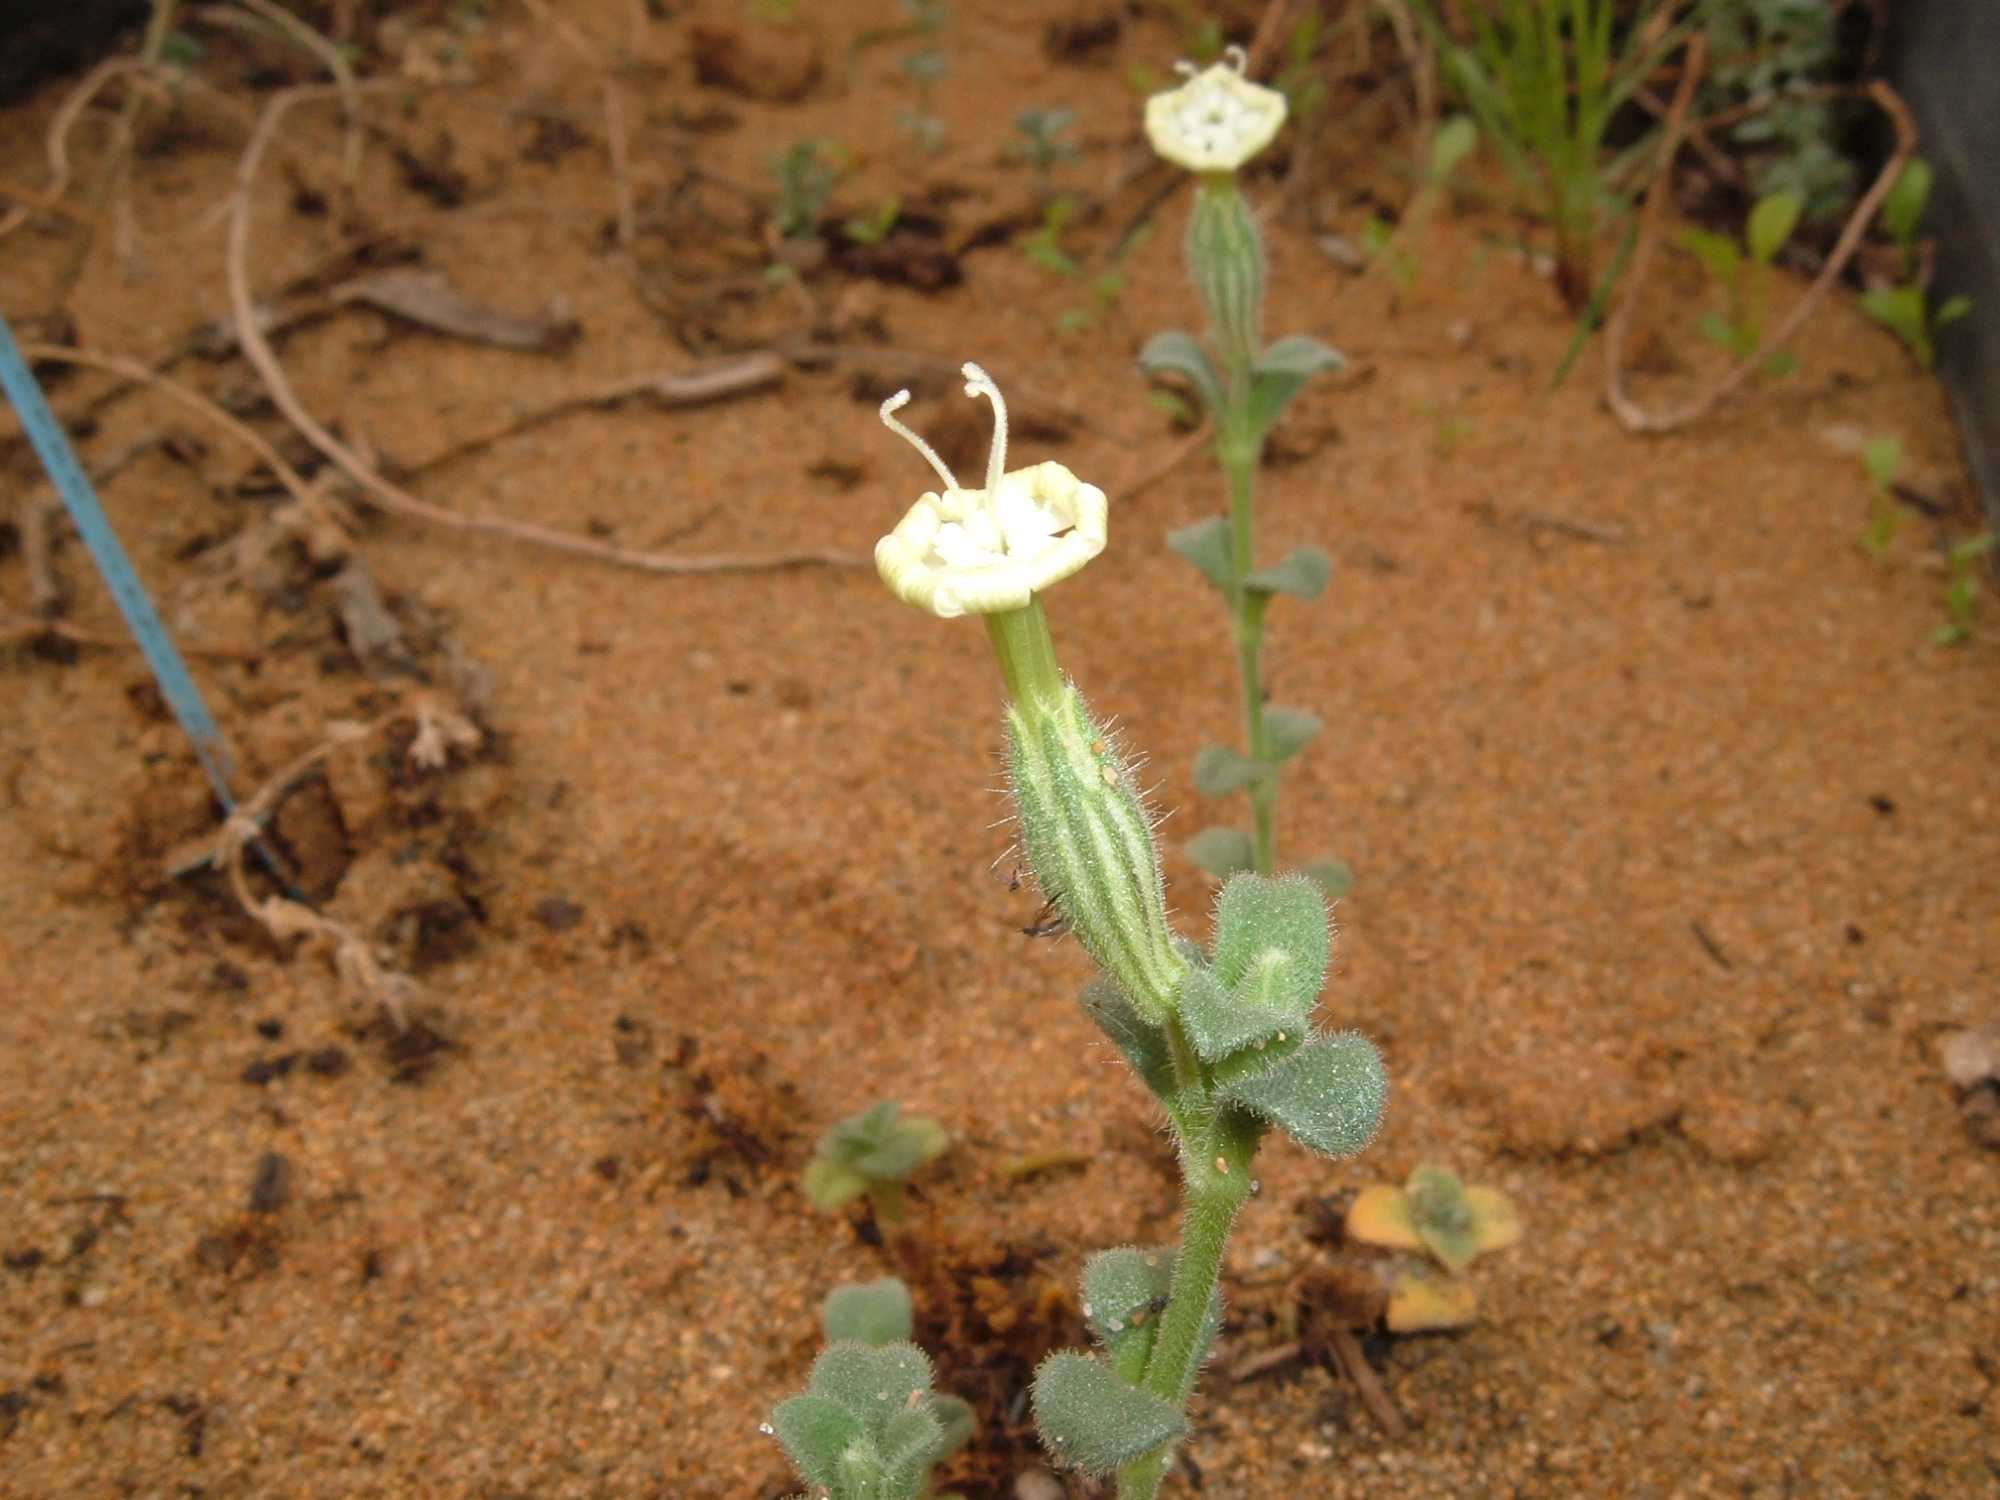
[{"xmin": 333, "ymin": 268, "xmax": 580, "ymax": 353}]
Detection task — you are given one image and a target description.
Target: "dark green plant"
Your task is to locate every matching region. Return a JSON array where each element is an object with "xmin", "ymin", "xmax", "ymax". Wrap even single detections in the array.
[
  {"xmin": 1008, "ymin": 106, "xmax": 1080, "ymax": 200},
  {"xmin": 1857, "ymin": 159, "xmax": 1973, "ymax": 371},
  {"xmin": 1410, "ymin": 0, "xmax": 1694, "ymax": 312},
  {"xmin": 804, "ymin": 1100, "xmax": 948, "ymax": 1223},
  {"xmin": 1702, "ymin": 0, "xmax": 1854, "ymax": 225},
  {"xmin": 1678, "ymin": 189, "xmax": 1804, "ymax": 372},
  {"xmin": 767, "ymin": 1277, "xmax": 975, "ymax": 1500}
]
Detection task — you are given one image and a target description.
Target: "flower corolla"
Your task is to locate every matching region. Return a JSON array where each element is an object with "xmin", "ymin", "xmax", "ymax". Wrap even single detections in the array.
[{"xmin": 1143, "ymin": 46, "xmax": 1288, "ymax": 174}]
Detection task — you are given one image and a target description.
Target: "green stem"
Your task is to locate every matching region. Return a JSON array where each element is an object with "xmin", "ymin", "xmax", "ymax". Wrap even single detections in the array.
[
  {"xmin": 1117, "ymin": 1103, "xmax": 1258, "ymax": 1500},
  {"xmin": 983, "ymin": 598, "xmax": 1066, "ymax": 715},
  {"xmin": 1220, "ymin": 415, "xmax": 1276, "ymax": 876}
]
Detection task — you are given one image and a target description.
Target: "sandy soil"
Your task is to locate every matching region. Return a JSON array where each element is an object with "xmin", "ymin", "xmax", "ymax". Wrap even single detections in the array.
[{"xmin": 3, "ymin": 4, "xmax": 1997, "ymax": 1498}]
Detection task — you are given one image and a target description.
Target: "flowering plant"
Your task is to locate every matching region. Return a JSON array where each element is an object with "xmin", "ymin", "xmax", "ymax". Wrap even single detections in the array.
[{"xmin": 765, "ymin": 365, "xmax": 1385, "ymax": 1500}]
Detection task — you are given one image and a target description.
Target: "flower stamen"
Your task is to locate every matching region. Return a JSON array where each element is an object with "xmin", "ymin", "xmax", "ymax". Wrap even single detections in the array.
[
  {"xmin": 879, "ymin": 389, "xmax": 962, "ymax": 493},
  {"xmin": 960, "ymin": 362, "xmax": 1008, "ymax": 499}
]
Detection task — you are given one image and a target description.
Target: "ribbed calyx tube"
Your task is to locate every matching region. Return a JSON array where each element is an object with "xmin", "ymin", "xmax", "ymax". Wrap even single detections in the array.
[
  {"xmin": 1007, "ymin": 686, "xmax": 1187, "ymax": 1023},
  {"xmin": 1187, "ymin": 177, "xmax": 1264, "ymax": 374}
]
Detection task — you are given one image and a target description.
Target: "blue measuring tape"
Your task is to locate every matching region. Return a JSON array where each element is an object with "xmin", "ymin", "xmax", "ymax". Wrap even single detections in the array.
[{"xmin": 0, "ymin": 311, "xmax": 242, "ymax": 813}]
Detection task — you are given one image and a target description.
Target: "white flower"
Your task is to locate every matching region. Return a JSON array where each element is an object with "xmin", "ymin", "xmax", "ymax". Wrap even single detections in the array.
[
  {"xmin": 875, "ymin": 365, "xmax": 1108, "ymax": 619},
  {"xmin": 1144, "ymin": 46, "xmax": 1287, "ymax": 174}
]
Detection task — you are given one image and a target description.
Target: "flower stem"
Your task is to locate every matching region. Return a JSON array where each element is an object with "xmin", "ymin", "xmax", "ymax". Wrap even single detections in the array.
[
  {"xmin": 984, "ymin": 598, "xmax": 1066, "ymax": 714},
  {"xmin": 1117, "ymin": 1100, "xmax": 1258, "ymax": 1500},
  {"xmin": 1222, "ymin": 439, "xmax": 1277, "ymax": 875}
]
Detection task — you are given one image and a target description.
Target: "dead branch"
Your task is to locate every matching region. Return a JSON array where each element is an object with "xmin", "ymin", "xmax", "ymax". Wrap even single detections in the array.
[{"xmin": 227, "ymin": 85, "xmax": 864, "ymax": 575}]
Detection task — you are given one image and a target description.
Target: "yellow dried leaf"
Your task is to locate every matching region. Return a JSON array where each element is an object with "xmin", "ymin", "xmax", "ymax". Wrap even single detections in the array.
[
  {"xmin": 1464, "ymin": 1186, "xmax": 1523, "ymax": 1257},
  {"xmin": 1346, "ymin": 1185, "xmax": 1423, "ymax": 1250},
  {"xmin": 1385, "ymin": 1268, "xmax": 1478, "ymax": 1332}
]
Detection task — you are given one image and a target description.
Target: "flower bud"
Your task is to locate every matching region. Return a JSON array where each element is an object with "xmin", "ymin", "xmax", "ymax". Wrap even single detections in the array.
[
  {"xmin": 1187, "ymin": 179, "xmax": 1264, "ymax": 374},
  {"xmin": 1007, "ymin": 686, "xmax": 1186, "ymax": 1024}
]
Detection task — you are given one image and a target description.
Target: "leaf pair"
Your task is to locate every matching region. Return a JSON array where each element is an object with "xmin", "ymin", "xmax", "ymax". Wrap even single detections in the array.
[
  {"xmin": 1138, "ymin": 331, "xmax": 1344, "ymax": 442},
  {"xmin": 770, "ymin": 1341, "xmax": 973, "ymax": 1500},
  {"xmin": 1182, "ymin": 824, "xmax": 1352, "ymax": 905},
  {"xmin": 1165, "ymin": 516, "xmax": 1332, "ymax": 605}
]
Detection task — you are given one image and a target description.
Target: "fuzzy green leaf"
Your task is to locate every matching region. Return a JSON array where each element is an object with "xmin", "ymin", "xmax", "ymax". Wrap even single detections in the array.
[
  {"xmin": 1192, "ymin": 744, "xmax": 1268, "ymax": 796},
  {"xmin": 1080, "ymin": 1246, "xmax": 1171, "ymax": 1377},
  {"xmin": 809, "ymin": 1341, "xmax": 935, "ymax": 1420},
  {"xmin": 1138, "ymin": 329, "xmax": 1223, "ymax": 416},
  {"xmin": 1220, "ymin": 1030, "xmax": 1386, "ymax": 1158},
  {"xmin": 1078, "ymin": 975, "xmax": 1176, "ymax": 1100},
  {"xmin": 1243, "ymin": 545, "xmax": 1332, "ymax": 600},
  {"xmin": 930, "ymin": 1393, "xmax": 977, "ymax": 1461},
  {"xmin": 1184, "ymin": 826, "xmax": 1255, "ymax": 879},
  {"xmin": 823, "ymin": 1279, "xmax": 914, "ymax": 1347},
  {"xmin": 1302, "ymin": 858, "xmax": 1354, "ymax": 901},
  {"xmin": 1211, "ymin": 873, "xmax": 1329, "ymax": 1011},
  {"xmin": 1179, "ymin": 959, "xmax": 1305, "ymax": 1064},
  {"xmin": 1247, "ymin": 334, "xmax": 1344, "ymax": 435},
  {"xmin": 1263, "ymin": 707, "xmax": 1321, "ymax": 763},
  {"xmin": 1747, "ymin": 190, "xmax": 1803, "ymax": 266},
  {"xmin": 878, "ymin": 1406, "xmax": 947, "ymax": 1486},
  {"xmin": 1166, "ymin": 516, "xmax": 1233, "ymax": 592},
  {"xmin": 1937, "ymin": 293, "xmax": 1974, "ymax": 327},
  {"xmin": 770, "ymin": 1393, "xmax": 865, "ymax": 1488},
  {"xmin": 1032, "ymin": 1351, "xmax": 1187, "ymax": 1475}
]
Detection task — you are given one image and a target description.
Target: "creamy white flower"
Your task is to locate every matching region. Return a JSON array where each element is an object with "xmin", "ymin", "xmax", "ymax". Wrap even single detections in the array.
[
  {"xmin": 1144, "ymin": 46, "xmax": 1287, "ymax": 174},
  {"xmin": 875, "ymin": 364, "xmax": 1108, "ymax": 619}
]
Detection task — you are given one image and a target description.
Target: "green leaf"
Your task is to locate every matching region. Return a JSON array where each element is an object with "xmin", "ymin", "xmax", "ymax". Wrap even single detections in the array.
[
  {"xmin": 1428, "ymin": 114, "xmax": 1478, "ymax": 184},
  {"xmin": 1243, "ymin": 545, "xmax": 1332, "ymax": 600},
  {"xmin": 1862, "ymin": 435, "xmax": 1903, "ymax": 490},
  {"xmin": 1184, "ymin": 827, "xmax": 1254, "ymax": 879},
  {"xmin": 1165, "ymin": 516, "xmax": 1233, "ymax": 593},
  {"xmin": 1246, "ymin": 334, "xmax": 1345, "ymax": 436},
  {"xmin": 809, "ymin": 1340, "xmax": 935, "ymax": 1418},
  {"xmin": 1695, "ymin": 311, "xmax": 1738, "ymax": 352},
  {"xmin": 1263, "ymin": 707, "xmax": 1321, "ymax": 763},
  {"xmin": 803, "ymin": 1158, "xmax": 868, "ymax": 1210},
  {"xmin": 1179, "ymin": 958, "xmax": 1305, "ymax": 1064},
  {"xmin": 1080, "ymin": 1246, "xmax": 1171, "ymax": 1377},
  {"xmin": 1302, "ymin": 858, "xmax": 1354, "ymax": 901},
  {"xmin": 1210, "ymin": 872, "xmax": 1329, "ymax": 1019},
  {"xmin": 1881, "ymin": 157, "xmax": 1932, "ymax": 250},
  {"xmin": 1137, "ymin": 330, "xmax": 1222, "ymax": 415},
  {"xmin": 1220, "ymin": 1030, "xmax": 1387, "ymax": 1158},
  {"xmin": 823, "ymin": 1279, "xmax": 914, "ymax": 1347},
  {"xmin": 1747, "ymin": 190, "xmax": 1803, "ymax": 266},
  {"xmin": 1031, "ymin": 1352, "xmax": 1187, "ymax": 1475},
  {"xmin": 1936, "ymin": 293, "xmax": 1974, "ymax": 327},
  {"xmin": 1676, "ymin": 226, "xmax": 1739, "ymax": 286},
  {"xmin": 1078, "ymin": 975, "xmax": 1177, "ymax": 1100},
  {"xmin": 930, "ymin": 1393, "xmax": 977, "ymax": 1460},
  {"xmin": 878, "ymin": 1405, "xmax": 947, "ymax": 1486},
  {"xmin": 1857, "ymin": 285, "xmax": 1930, "ymax": 365},
  {"xmin": 770, "ymin": 1393, "xmax": 865, "ymax": 1489},
  {"xmin": 1192, "ymin": 744, "xmax": 1268, "ymax": 797}
]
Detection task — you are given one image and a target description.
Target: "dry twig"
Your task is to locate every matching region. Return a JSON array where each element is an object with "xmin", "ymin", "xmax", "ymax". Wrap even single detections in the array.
[{"xmin": 227, "ymin": 85, "xmax": 862, "ymax": 575}]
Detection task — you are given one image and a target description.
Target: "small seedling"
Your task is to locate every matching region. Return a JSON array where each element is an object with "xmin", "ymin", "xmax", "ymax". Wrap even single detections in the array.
[
  {"xmin": 1347, "ymin": 1163, "xmax": 1520, "ymax": 1331},
  {"xmin": 1858, "ymin": 435, "xmax": 1907, "ymax": 560},
  {"xmin": 845, "ymin": 196, "xmax": 903, "ymax": 247},
  {"xmin": 804, "ymin": 1100, "xmax": 949, "ymax": 1224},
  {"xmin": 1007, "ymin": 106, "xmax": 1080, "ymax": 200},
  {"xmin": 1678, "ymin": 189, "xmax": 1805, "ymax": 375},
  {"xmin": 893, "ymin": 0, "xmax": 953, "ymax": 155},
  {"xmin": 768, "ymin": 138, "xmax": 843, "ymax": 242},
  {"xmin": 767, "ymin": 1276, "xmax": 975, "ymax": 1500},
  {"xmin": 1858, "ymin": 158, "xmax": 1973, "ymax": 370},
  {"xmin": 1361, "ymin": 114, "xmax": 1479, "ymax": 292},
  {"xmin": 1021, "ymin": 196, "xmax": 1149, "ymax": 334},
  {"xmin": 1936, "ymin": 531, "xmax": 1995, "ymax": 648}
]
